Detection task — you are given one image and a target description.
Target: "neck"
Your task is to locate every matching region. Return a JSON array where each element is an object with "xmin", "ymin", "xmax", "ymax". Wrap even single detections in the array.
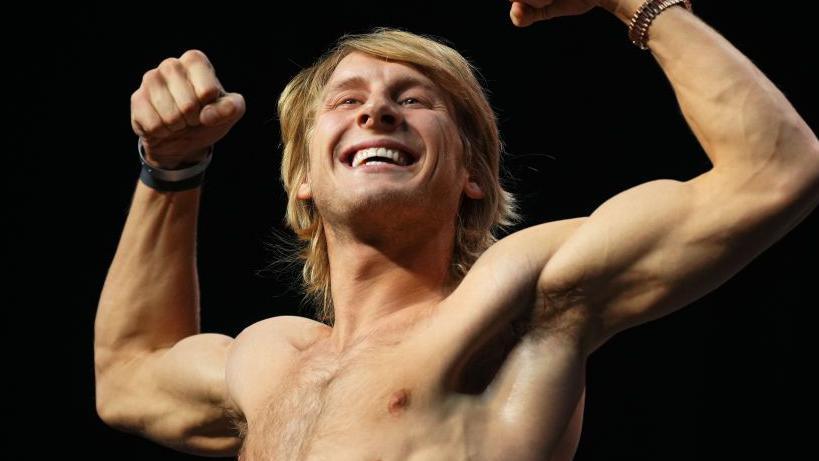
[{"xmin": 324, "ymin": 219, "xmax": 456, "ymax": 353}]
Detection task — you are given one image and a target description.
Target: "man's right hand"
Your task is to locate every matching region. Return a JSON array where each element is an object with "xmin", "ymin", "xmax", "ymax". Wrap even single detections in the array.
[{"xmin": 131, "ymin": 49, "xmax": 245, "ymax": 169}]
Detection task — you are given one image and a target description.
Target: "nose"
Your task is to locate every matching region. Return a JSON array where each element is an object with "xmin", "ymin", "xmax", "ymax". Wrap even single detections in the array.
[{"xmin": 356, "ymin": 97, "xmax": 403, "ymax": 131}]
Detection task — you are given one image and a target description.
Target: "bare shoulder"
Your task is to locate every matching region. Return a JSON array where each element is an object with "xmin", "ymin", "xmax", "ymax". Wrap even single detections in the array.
[
  {"xmin": 227, "ymin": 315, "xmax": 329, "ymax": 422},
  {"xmin": 235, "ymin": 315, "xmax": 330, "ymax": 350}
]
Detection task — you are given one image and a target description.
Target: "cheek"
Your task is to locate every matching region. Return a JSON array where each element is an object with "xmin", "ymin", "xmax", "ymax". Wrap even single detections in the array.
[
  {"xmin": 315, "ymin": 112, "xmax": 348, "ymax": 135},
  {"xmin": 426, "ymin": 116, "xmax": 463, "ymax": 170},
  {"xmin": 308, "ymin": 115, "xmax": 348, "ymax": 168}
]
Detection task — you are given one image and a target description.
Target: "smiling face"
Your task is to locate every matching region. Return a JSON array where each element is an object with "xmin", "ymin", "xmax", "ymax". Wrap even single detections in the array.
[{"xmin": 297, "ymin": 51, "xmax": 484, "ymax": 238}]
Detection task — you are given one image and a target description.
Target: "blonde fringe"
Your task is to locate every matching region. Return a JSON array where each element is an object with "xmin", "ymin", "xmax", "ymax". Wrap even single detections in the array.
[{"xmin": 268, "ymin": 27, "xmax": 521, "ymax": 326}]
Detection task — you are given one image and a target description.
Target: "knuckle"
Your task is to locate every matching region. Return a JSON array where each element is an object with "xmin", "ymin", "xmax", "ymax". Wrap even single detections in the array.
[
  {"xmin": 130, "ymin": 116, "xmax": 142, "ymax": 132},
  {"xmin": 169, "ymin": 111, "xmax": 190, "ymax": 129},
  {"xmin": 199, "ymin": 85, "xmax": 221, "ymax": 102},
  {"xmin": 141, "ymin": 68, "xmax": 161, "ymax": 84},
  {"xmin": 178, "ymin": 100, "xmax": 199, "ymax": 116},
  {"xmin": 164, "ymin": 112, "xmax": 185, "ymax": 127},
  {"xmin": 180, "ymin": 49, "xmax": 210, "ymax": 66},
  {"xmin": 130, "ymin": 95, "xmax": 151, "ymax": 118},
  {"xmin": 142, "ymin": 120, "xmax": 164, "ymax": 135},
  {"xmin": 158, "ymin": 57, "xmax": 182, "ymax": 75}
]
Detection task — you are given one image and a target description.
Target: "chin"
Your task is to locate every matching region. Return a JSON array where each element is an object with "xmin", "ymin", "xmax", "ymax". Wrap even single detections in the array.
[
  {"xmin": 355, "ymin": 189, "xmax": 422, "ymax": 216},
  {"xmin": 321, "ymin": 189, "xmax": 428, "ymax": 228}
]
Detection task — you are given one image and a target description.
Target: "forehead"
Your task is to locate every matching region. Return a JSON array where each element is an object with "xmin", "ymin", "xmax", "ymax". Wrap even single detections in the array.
[{"xmin": 323, "ymin": 52, "xmax": 442, "ymax": 97}]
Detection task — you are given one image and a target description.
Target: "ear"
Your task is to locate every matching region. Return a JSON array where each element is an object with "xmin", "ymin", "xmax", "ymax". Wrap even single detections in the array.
[
  {"xmin": 463, "ymin": 174, "xmax": 484, "ymax": 199},
  {"xmin": 296, "ymin": 176, "xmax": 312, "ymax": 200}
]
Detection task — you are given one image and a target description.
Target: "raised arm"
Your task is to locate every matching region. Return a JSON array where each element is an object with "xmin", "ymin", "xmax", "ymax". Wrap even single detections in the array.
[
  {"xmin": 93, "ymin": 50, "xmax": 246, "ymax": 456},
  {"xmin": 465, "ymin": 3, "xmax": 818, "ymax": 457},
  {"xmin": 512, "ymin": 1, "xmax": 819, "ymax": 352}
]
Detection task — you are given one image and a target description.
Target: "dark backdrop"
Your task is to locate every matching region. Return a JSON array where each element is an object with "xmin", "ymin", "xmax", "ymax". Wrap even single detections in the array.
[{"xmin": 10, "ymin": 1, "xmax": 817, "ymax": 459}]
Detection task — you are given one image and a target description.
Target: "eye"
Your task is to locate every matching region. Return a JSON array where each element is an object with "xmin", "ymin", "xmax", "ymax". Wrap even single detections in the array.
[
  {"xmin": 339, "ymin": 98, "xmax": 360, "ymax": 105},
  {"xmin": 400, "ymin": 97, "xmax": 422, "ymax": 106}
]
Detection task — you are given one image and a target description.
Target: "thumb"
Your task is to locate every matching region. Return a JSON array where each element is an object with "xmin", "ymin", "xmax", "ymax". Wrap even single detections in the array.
[
  {"xmin": 510, "ymin": 2, "xmax": 542, "ymax": 27},
  {"xmin": 200, "ymin": 92, "xmax": 246, "ymax": 127}
]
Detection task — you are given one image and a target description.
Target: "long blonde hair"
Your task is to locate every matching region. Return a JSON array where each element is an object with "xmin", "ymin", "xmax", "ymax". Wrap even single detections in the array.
[{"xmin": 276, "ymin": 27, "xmax": 520, "ymax": 325}]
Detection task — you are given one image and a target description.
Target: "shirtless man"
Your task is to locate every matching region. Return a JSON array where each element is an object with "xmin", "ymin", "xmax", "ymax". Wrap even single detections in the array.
[{"xmin": 93, "ymin": 1, "xmax": 819, "ymax": 460}]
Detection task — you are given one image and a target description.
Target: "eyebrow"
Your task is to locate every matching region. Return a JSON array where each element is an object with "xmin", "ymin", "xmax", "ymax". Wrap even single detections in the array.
[{"xmin": 323, "ymin": 75, "xmax": 441, "ymax": 100}]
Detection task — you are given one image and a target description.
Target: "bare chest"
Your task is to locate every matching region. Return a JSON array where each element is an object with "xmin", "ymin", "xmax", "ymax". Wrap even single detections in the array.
[
  {"xmin": 232, "ymin": 296, "xmax": 587, "ymax": 461},
  {"xmin": 240, "ymin": 335, "xmax": 487, "ymax": 461}
]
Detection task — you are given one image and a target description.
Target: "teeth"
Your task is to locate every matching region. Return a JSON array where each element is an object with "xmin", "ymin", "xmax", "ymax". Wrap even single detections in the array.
[{"xmin": 351, "ymin": 147, "xmax": 410, "ymax": 168}]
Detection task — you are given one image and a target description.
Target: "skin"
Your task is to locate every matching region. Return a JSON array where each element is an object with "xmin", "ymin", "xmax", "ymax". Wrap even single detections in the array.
[
  {"xmin": 296, "ymin": 51, "xmax": 485, "ymax": 353},
  {"xmin": 95, "ymin": 1, "xmax": 819, "ymax": 460}
]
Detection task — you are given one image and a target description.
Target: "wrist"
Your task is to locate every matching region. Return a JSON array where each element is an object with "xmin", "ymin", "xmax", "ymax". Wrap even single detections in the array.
[
  {"xmin": 143, "ymin": 146, "xmax": 211, "ymax": 170},
  {"xmin": 137, "ymin": 139, "xmax": 214, "ymax": 192},
  {"xmin": 599, "ymin": 0, "xmax": 646, "ymax": 25},
  {"xmin": 627, "ymin": 0, "xmax": 693, "ymax": 49}
]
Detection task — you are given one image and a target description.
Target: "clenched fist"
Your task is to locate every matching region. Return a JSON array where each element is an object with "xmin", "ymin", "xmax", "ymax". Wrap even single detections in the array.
[
  {"xmin": 130, "ymin": 50, "xmax": 245, "ymax": 169},
  {"xmin": 508, "ymin": 0, "xmax": 601, "ymax": 27}
]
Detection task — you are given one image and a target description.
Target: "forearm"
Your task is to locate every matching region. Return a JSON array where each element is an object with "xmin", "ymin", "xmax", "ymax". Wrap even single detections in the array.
[
  {"xmin": 602, "ymin": 1, "xmax": 819, "ymax": 188},
  {"xmin": 95, "ymin": 180, "xmax": 202, "ymax": 371}
]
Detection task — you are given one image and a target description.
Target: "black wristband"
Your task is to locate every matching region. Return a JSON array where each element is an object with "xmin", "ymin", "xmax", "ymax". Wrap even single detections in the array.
[
  {"xmin": 139, "ymin": 165, "xmax": 207, "ymax": 191},
  {"xmin": 137, "ymin": 138, "xmax": 214, "ymax": 192}
]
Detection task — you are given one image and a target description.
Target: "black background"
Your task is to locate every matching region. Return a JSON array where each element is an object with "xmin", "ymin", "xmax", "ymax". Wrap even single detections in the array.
[{"xmin": 10, "ymin": 1, "xmax": 817, "ymax": 459}]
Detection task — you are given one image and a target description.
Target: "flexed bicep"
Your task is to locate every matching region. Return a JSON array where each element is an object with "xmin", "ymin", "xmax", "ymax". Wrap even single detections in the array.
[
  {"xmin": 96, "ymin": 333, "xmax": 243, "ymax": 457},
  {"xmin": 537, "ymin": 168, "xmax": 816, "ymax": 353}
]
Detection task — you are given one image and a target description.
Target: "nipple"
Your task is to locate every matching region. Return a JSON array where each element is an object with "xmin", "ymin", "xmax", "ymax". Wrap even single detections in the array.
[{"xmin": 387, "ymin": 388, "xmax": 411, "ymax": 415}]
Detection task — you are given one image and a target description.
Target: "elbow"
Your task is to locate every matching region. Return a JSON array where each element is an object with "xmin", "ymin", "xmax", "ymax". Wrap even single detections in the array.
[
  {"xmin": 94, "ymin": 366, "xmax": 140, "ymax": 433},
  {"xmin": 95, "ymin": 394, "xmax": 126, "ymax": 431},
  {"xmin": 759, "ymin": 134, "xmax": 819, "ymax": 204},
  {"xmin": 94, "ymin": 366, "xmax": 114, "ymax": 426},
  {"xmin": 785, "ymin": 139, "xmax": 819, "ymax": 202},
  {"xmin": 94, "ymin": 357, "xmax": 120, "ymax": 427},
  {"xmin": 768, "ymin": 141, "xmax": 819, "ymax": 228},
  {"xmin": 95, "ymin": 393, "xmax": 147, "ymax": 436},
  {"xmin": 94, "ymin": 383, "xmax": 128, "ymax": 431},
  {"xmin": 782, "ymin": 120, "xmax": 819, "ymax": 198},
  {"xmin": 807, "ymin": 140, "xmax": 819, "ymax": 195},
  {"xmin": 95, "ymin": 396, "xmax": 118, "ymax": 428}
]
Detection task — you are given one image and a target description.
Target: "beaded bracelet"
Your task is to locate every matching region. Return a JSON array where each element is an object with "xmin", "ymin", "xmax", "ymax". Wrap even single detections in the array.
[{"xmin": 628, "ymin": 0, "xmax": 693, "ymax": 50}]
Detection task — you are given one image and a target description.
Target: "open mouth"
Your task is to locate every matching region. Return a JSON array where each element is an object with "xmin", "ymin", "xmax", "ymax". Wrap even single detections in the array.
[{"xmin": 343, "ymin": 147, "xmax": 418, "ymax": 169}]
